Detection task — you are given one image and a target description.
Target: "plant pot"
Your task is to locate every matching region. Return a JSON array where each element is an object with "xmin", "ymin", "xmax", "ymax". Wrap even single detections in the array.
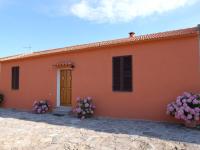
[{"xmin": 184, "ymin": 120, "xmax": 197, "ymax": 128}]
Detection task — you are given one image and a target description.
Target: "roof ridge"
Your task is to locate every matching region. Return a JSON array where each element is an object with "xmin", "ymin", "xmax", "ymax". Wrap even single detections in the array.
[{"xmin": 144, "ymin": 26, "xmax": 197, "ymax": 35}]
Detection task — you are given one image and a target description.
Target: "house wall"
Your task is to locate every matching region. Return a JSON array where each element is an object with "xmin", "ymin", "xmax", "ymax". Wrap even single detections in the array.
[{"xmin": 0, "ymin": 35, "xmax": 200, "ymax": 121}]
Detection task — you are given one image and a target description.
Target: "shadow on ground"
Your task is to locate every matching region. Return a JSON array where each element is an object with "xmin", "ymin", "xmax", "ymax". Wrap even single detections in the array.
[{"xmin": 0, "ymin": 108, "xmax": 199, "ymax": 145}]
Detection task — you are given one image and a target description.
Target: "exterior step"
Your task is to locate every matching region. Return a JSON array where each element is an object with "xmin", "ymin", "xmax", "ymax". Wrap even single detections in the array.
[{"xmin": 52, "ymin": 106, "xmax": 72, "ymax": 116}]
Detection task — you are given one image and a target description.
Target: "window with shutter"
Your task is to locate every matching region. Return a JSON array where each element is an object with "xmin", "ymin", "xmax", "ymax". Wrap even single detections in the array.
[
  {"xmin": 12, "ymin": 66, "xmax": 19, "ymax": 90},
  {"xmin": 112, "ymin": 55, "xmax": 132, "ymax": 92}
]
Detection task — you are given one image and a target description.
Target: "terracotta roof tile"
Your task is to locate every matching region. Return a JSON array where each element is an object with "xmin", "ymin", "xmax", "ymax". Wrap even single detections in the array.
[{"xmin": 0, "ymin": 26, "xmax": 198, "ymax": 62}]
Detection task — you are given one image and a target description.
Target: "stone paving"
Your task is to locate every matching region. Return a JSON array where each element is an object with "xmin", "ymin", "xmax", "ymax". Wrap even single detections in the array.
[{"xmin": 0, "ymin": 109, "xmax": 200, "ymax": 150}]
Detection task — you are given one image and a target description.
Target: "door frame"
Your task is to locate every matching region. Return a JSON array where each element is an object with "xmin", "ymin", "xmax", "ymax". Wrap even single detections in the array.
[
  {"xmin": 56, "ymin": 68, "xmax": 72, "ymax": 107},
  {"xmin": 56, "ymin": 69, "xmax": 61, "ymax": 107}
]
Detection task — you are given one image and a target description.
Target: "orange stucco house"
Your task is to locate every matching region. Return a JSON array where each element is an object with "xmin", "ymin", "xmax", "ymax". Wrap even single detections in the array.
[{"xmin": 0, "ymin": 25, "xmax": 200, "ymax": 121}]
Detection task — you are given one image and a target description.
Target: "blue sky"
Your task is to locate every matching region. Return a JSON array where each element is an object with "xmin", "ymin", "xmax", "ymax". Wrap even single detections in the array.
[{"xmin": 0, "ymin": 0, "xmax": 200, "ymax": 57}]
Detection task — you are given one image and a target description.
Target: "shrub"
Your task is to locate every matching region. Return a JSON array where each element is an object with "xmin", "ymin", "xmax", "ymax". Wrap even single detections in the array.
[
  {"xmin": 73, "ymin": 97, "xmax": 96, "ymax": 119},
  {"xmin": 0, "ymin": 94, "xmax": 4, "ymax": 104},
  {"xmin": 167, "ymin": 92, "xmax": 200, "ymax": 122},
  {"xmin": 33, "ymin": 100, "xmax": 50, "ymax": 114}
]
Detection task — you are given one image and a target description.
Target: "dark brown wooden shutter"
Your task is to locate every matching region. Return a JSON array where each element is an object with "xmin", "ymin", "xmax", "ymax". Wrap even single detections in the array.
[
  {"xmin": 123, "ymin": 56, "xmax": 132, "ymax": 91},
  {"xmin": 113, "ymin": 57, "xmax": 121, "ymax": 91},
  {"xmin": 112, "ymin": 55, "xmax": 132, "ymax": 92},
  {"xmin": 12, "ymin": 66, "xmax": 19, "ymax": 90}
]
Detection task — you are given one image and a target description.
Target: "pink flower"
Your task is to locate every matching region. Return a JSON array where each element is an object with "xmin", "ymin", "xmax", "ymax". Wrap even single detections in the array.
[
  {"xmin": 192, "ymin": 99, "xmax": 199, "ymax": 105},
  {"xmin": 33, "ymin": 101, "xmax": 37, "ymax": 105},
  {"xmin": 193, "ymin": 95, "xmax": 198, "ymax": 99},
  {"xmin": 190, "ymin": 109, "xmax": 195, "ymax": 115},
  {"xmin": 183, "ymin": 103, "xmax": 188, "ymax": 107},
  {"xmin": 195, "ymin": 107, "xmax": 200, "ymax": 112},
  {"xmin": 169, "ymin": 106, "xmax": 174, "ymax": 112},
  {"xmin": 76, "ymin": 108, "xmax": 81, "ymax": 113},
  {"xmin": 183, "ymin": 92, "xmax": 191, "ymax": 97},
  {"xmin": 76, "ymin": 97, "xmax": 81, "ymax": 101},
  {"xmin": 187, "ymin": 98, "xmax": 192, "ymax": 103},
  {"xmin": 37, "ymin": 109, "xmax": 41, "ymax": 113},
  {"xmin": 176, "ymin": 101, "xmax": 182, "ymax": 106},
  {"xmin": 187, "ymin": 114, "xmax": 193, "ymax": 120},
  {"xmin": 87, "ymin": 97, "xmax": 92, "ymax": 100},
  {"xmin": 178, "ymin": 109, "xmax": 184, "ymax": 115},
  {"xmin": 176, "ymin": 99, "xmax": 181, "ymax": 103},
  {"xmin": 176, "ymin": 96, "xmax": 181, "ymax": 101},
  {"xmin": 184, "ymin": 107, "xmax": 190, "ymax": 112},
  {"xmin": 182, "ymin": 99, "xmax": 187, "ymax": 103},
  {"xmin": 85, "ymin": 103, "xmax": 89, "ymax": 107}
]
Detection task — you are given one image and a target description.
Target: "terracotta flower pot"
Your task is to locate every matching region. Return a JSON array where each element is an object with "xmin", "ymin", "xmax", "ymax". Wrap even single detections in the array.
[{"xmin": 184, "ymin": 120, "xmax": 197, "ymax": 128}]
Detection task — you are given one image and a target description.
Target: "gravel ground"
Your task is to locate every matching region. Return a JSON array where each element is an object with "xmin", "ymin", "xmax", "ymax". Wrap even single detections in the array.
[{"xmin": 0, "ymin": 109, "xmax": 200, "ymax": 150}]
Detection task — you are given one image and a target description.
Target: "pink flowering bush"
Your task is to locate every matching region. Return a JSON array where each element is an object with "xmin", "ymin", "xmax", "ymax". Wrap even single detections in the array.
[
  {"xmin": 33, "ymin": 100, "xmax": 50, "ymax": 114},
  {"xmin": 73, "ymin": 97, "xmax": 96, "ymax": 119},
  {"xmin": 167, "ymin": 92, "xmax": 200, "ymax": 122}
]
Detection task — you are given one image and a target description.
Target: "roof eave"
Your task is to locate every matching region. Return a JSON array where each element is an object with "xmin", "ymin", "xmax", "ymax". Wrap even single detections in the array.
[{"xmin": 0, "ymin": 27, "xmax": 198, "ymax": 62}]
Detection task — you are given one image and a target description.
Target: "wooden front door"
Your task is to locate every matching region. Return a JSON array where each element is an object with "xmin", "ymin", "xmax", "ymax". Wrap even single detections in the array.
[{"xmin": 60, "ymin": 69, "xmax": 72, "ymax": 106}]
